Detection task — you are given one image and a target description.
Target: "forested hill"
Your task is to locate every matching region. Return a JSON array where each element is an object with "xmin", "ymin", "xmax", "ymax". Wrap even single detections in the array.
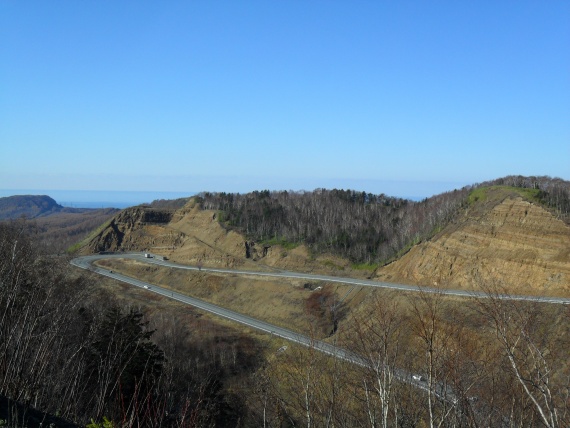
[
  {"xmin": 197, "ymin": 175, "xmax": 570, "ymax": 265},
  {"xmin": 0, "ymin": 195, "xmax": 64, "ymax": 219},
  {"xmin": 0, "ymin": 195, "xmax": 121, "ymax": 253},
  {"xmin": 197, "ymin": 188, "xmax": 469, "ymax": 264}
]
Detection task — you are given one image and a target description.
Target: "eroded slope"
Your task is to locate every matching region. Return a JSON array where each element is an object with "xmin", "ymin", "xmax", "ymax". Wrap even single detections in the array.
[
  {"xmin": 83, "ymin": 199, "xmax": 361, "ymax": 274},
  {"xmin": 377, "ymin": 190, "xmax": 570, "ymax": 295}
]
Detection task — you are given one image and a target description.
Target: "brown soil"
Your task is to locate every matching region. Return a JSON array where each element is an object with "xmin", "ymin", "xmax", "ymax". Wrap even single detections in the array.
[{"xmin": 376, "ymin": 193, "xmax": 570, "ymax": 296}]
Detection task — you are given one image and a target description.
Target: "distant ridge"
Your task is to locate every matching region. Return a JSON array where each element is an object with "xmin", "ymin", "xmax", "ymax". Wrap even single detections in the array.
[{"xmin": 0, "ymin": 195, "xmax": 64, "ymax": 220}]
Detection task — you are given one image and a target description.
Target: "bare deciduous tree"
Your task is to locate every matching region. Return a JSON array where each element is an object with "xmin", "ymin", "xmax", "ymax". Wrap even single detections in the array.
[
  {"xmin": 350, "ymin": 292, "xmax": 403, "ymax": 428},
  {"xmin": 475, "ymin": 282, "xmax": 570, "ymax": 428}
]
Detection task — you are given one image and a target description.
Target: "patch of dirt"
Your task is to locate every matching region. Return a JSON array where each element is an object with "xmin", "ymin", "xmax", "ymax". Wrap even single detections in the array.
[{"xmin": 377, "ymin": 195, "xmax": 570, "ymax": 296}]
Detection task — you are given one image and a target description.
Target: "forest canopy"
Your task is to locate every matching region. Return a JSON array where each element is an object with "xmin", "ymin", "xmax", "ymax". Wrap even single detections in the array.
[{"xmin": 197, "ymin": 176, "xmax": 570, "ymax": 265}]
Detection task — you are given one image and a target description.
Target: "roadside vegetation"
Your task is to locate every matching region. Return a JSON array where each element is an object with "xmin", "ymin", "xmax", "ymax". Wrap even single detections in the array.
[
  {"xmin": 95, "ymin": 256, "xmax": 570, "ymax": 427},
  {"xmin": 0, "ymin": 222, "xmax": 263, "ymax": 426},
  {"xmin": 2, "ymin": 220, "xmax": 568, "ymax": 426}
]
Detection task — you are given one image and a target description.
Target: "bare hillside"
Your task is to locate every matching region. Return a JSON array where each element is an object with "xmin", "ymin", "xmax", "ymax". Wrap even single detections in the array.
[
  {"xmin": 84, "ymin": 201, "xmax": 260, "ymax": 269},
  {"xmin": 377, "ymin": 187, "xmax": 570, "ymax": 295}
]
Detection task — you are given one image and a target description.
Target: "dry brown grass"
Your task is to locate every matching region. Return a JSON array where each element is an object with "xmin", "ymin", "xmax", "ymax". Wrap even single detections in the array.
[{"xmin": 95, "ymin": 258, "xmax": 354, "ymax": 338}]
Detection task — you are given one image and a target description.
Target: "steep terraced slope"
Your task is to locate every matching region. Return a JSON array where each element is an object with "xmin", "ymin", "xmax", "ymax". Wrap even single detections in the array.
[{"xmin": 376, "ymin": 188, "xmax": 570, "ymax": 295}]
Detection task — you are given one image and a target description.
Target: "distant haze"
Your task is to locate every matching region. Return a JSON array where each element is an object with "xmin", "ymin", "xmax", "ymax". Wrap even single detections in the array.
[
  {"xmin": 0, "ymin": 189, "xmax": 196, "ymax": 209},
  {"xmin": 0, "ymin": 177, "xmax": 474, "ymax": 209}
]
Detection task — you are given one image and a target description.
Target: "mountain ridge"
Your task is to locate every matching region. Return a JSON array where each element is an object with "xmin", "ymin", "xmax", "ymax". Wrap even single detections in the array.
[
  {"xmin": 80, "ymin": 177, "xmax": 570, "ymax": 295},
  {"xmin": 0, "ymin": 195, "xmax": 64, "ymax": 219}
]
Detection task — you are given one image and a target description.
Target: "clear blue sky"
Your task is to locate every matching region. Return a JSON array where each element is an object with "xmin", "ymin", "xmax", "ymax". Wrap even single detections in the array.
[{"xmin": 1, "ymin": 1, "xmax": 569, "ymax": 199}]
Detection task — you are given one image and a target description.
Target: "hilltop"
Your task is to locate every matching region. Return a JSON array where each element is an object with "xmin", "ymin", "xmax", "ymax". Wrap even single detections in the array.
[
  {"xmin": 377, "ymin": 186, "xmax": 570, "ymax": 295},
  {"xmin": 80, "ymin": 176, "xmax": 570, "ymax": 295},
  {"xmin": 0, "ymin": 194, "xmax": 119, "ymax": 253},
  {"xmin": 0, "ymin": 195, "xmax": 63, "ymax": 219}
]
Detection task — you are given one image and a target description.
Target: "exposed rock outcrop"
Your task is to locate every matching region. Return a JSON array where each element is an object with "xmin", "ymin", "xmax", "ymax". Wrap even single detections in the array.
[
  {"xmin": 245, "ymin": 241, "xmax": 270, "ymax": 260},
  {"xmin": 84, "ymin": 201, "xmax": 254, "ymax": 269},
  {"xmin": 86, "ymin": 206, "xmax": 178, "ymax": 253}
]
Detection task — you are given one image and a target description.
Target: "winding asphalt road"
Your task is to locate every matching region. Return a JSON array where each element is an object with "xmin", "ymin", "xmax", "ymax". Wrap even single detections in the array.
[
  {"xmin": 71, "ymin": 253, "xmax": 369, "ymax": 361},
  {"xmin": 70, "ymin": 251, "xmax": 569, "ymax": 405},
  {"xmin": 70, "ymin": 252, "xmax": 438, "ymax": 391},
  {"xmin": 72, "ymin": 252, "xmax": 570, "ymax": 305}
]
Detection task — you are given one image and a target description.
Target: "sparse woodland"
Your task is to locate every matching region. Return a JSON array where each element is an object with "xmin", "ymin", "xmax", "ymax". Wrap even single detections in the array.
[
  {"xmin": 1, "ymin": 176, "xmax": 569, "ymax": 427},
  {"xmin": 8, "ymin": 209, "xmax": 119, "ymax": 255},
  {"xmin": 0, "ymin": 222, "xmax": 260, "ymax": 427},
  {"xmin": 243, "ymin": 286, "xmax": 569, "ymax": 428},
  {"xmin": 198, "ymin": 188, "xmax": 468, "ymax": 265}
]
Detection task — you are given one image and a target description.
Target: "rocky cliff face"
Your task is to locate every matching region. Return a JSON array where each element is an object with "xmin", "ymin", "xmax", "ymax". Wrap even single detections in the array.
[
  {"xmin": 83, "ymin": 201, "xmax": 254, "ymax": 269},
  {"xmin": 376, "ymin": 194, "xmax": 570, "ymax": 295}
]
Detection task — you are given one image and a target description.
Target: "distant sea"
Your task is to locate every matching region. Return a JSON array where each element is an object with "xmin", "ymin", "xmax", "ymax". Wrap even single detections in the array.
[{"xmin": 0, "ymin": 189, "xmax": 196, "ymax": 209}]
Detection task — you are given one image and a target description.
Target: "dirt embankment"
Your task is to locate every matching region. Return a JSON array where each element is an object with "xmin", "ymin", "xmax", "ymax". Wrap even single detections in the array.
[{"xmin": 377, "ymin": 194, "xmax": 570, "ymax": 296}]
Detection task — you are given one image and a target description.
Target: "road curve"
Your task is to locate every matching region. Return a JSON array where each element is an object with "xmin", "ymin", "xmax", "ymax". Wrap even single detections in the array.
[
  {"xmin": 72, "ymin": 252, "xmax": 535, "ymax": 411},
  {"xmin": 72, "ymin": 252, "xmax": 570, "ymax": 305},
  {"xmin": 70, "ymin": 252, "xmax": 436, "ymax": 393}
]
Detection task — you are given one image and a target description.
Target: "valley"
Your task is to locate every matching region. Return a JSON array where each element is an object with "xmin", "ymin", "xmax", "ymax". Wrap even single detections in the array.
[{"xmin": 1, "ymin": 176, "xmax": 570, "ymax": 427}]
